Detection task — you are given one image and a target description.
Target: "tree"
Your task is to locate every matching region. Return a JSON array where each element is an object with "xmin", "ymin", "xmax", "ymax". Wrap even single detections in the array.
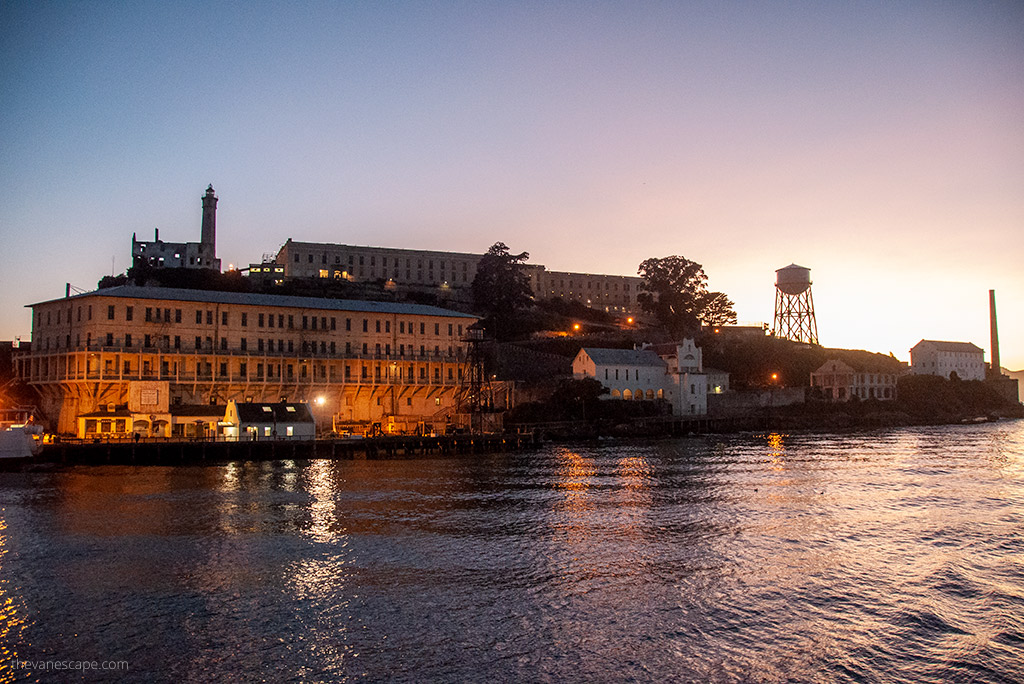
[
  {"xmin": 637, "ymin": 255, "xmax": 736, "ymax": 336},
  {"xmin": 472, "ymin": 242, "xmax": 533, "ymax": 338},
  {"xmin": 699, "ymin": 291, "xmax": 738, "ymax": 327}
]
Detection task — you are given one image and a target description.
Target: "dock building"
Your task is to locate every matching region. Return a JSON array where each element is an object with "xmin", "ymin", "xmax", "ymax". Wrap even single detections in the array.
[{"xmin": 20, "ymin": 285, "xmax": 480, "ymax": 437}]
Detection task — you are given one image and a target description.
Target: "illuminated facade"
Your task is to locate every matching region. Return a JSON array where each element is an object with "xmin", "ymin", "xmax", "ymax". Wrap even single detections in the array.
[
  {"xmin": 276, "ymin": 239, "xmax": 643, "ymax": 315},
  {"xmin": 21, "ymin": 285, "xmax": 478, "ymax": 437}
]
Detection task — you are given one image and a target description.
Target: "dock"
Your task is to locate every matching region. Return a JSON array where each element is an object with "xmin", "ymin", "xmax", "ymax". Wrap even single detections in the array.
[{"xmin": 39, "ymin": 432, "xmax": 539, "ymax": 466}]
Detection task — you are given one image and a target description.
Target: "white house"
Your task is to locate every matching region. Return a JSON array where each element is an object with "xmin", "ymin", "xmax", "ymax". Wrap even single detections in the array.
[
  {"xmin": 572, "ymin": 348, "xmax": 667, "ymax": 401},
  {"xmin": 572, "ymin": 339, "xmax": 717, "ymax": 416},
  {"xmin": 909, "ymin": 340, "xmax": 985, "ymax": 381}
]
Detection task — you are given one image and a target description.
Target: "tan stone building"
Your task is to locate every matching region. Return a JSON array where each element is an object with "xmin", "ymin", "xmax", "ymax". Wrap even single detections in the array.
[
  {"xmin": 21, "ymin": 285, "xmax": 482, "ymax": 437},
  {"xmin": 810, "ymin": 359, "xmax": 898, "ymax": 402}
]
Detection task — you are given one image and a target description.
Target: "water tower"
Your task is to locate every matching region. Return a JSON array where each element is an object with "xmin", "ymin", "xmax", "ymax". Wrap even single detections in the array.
[{"xmin": 772, "ymin": 264, "xmax": 819, "ymax": 345}]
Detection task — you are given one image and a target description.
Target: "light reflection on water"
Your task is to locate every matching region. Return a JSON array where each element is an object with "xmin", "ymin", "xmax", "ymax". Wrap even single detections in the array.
[{"xmin": 0, "ymin": 421, "xmax": 1023, "ymax": 682}]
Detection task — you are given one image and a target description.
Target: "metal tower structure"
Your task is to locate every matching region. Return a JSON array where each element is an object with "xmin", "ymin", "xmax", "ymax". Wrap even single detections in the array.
[
  {"xmin": 772, "ymin": 264, "xmax": 819, "ymax": 345},
  {"xmin": 457, "ymin": 329, "xmax": 493, "ymax": 434}
]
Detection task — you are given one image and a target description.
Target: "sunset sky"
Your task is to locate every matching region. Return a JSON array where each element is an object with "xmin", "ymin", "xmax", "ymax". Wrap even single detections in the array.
[{"xmin": 2, "ymin": 2, "xmax": 1022, "ymax": 369}]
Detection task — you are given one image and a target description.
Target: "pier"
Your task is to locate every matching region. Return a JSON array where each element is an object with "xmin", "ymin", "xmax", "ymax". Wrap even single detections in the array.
[{"xmin": 40, "ymin": 432, "xmax": 539, "ymax": 466}]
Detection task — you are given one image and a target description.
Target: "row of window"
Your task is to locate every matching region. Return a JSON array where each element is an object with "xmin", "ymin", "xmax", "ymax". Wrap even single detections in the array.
[
  {"xmin": 297, "ymin": 252, "xmax": 473, "ymax": 272},
  {"xmin": 609, "ymin": 389, "xmax": 665, "ymax": 400},
  {"xmin": 603, "ymin": 368, "xmax": 651, "ymax": 381},
  {"xmin": 85, "ymin": 358, "xmax": 464, "ymax": 382},
  {"xmin": 39, "ymin": 331, "xmax": 463, "ymax": 358},
  {"xmin": 316, "ymin": 268, "xmax": 471, "ymax": 283},
  {"xmin": 546, "ymin": 280, "xmax": 633, "ymax": 291},
  {"xmin": 40, "ymin": 304, "xmax": 467, "ymax": 339}
]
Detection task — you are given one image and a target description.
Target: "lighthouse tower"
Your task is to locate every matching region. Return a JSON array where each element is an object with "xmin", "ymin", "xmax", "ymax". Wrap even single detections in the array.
[{"xmin": 199, "ymin": 184, "xmax": 219, "ymax": 269}]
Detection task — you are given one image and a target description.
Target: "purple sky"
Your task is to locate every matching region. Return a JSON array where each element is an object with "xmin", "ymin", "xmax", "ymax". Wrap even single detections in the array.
[{"xmin": 2, "ymin": 1, "xmax": 1022, "ymax": 368}]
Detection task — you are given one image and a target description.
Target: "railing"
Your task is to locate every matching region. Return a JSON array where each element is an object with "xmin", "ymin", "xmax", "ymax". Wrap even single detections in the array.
[{"xmin": 23, "ymin": 346, "xmax": 468, "ymax": 362}]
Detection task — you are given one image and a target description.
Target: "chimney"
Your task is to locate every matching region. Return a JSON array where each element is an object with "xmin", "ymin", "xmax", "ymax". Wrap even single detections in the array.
[{"xmin": 989, "ymin": 289, "xmax": 1001, "ymax": 377}]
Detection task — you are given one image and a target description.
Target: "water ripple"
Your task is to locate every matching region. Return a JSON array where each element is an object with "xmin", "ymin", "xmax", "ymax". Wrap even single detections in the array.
[{"xmin": 0, "ymin": 421, "xmax": 1022, "ymax": 682}]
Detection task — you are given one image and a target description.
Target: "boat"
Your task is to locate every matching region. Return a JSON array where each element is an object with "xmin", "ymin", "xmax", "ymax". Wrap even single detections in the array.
[{"xmin": 0, "ymin": 423, "xmax": 44, "ymax": 462}]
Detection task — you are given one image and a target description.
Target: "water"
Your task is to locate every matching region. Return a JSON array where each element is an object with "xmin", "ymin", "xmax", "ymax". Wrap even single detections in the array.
[{"xmin": 2, "ymin": 422, "xmax": 1023, "ymax": 682}]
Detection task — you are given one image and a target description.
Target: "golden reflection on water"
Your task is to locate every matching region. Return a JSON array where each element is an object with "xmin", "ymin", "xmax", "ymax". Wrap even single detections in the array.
[
  {"xmin": 303, "ymin": 459, "xmax": 342, "ymax": 544},
  {"xmin": 764, "ymin": 432, "xmax": 787, "ymax": 470},
  {"xmin": 553, "ymin": 448, "xmax": 597, "ymax": 547},
  {"xmin": 616, "ymin": 454, "xmax": 653, "ymax": 492},
  {"xmin": 555, "ymin": 449, "xmax": 595, "ymax": 495},
  {"xmin": 0, "ymin": 514, "xmax": 29, "ymax": 684},
  {"xmin": 288, "ymin": 461, "xmax": 360, "ymax": 672}
]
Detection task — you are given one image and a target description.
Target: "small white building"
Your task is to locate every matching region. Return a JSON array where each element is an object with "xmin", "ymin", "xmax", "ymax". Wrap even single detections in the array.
[
  {"xmin": 572, "ymin": 348, "xmax": 667, "ymax": 401},
  {"xmin": 572, "ymin": 339, "xmax": 716, "ymax": 416},
  {"xmin": 224, "ymin": 401, "xmax": 316, "ymax": 441},
  {"xmin": 909, "ymin": 340, "xmax": 985, "ymax": 381}
]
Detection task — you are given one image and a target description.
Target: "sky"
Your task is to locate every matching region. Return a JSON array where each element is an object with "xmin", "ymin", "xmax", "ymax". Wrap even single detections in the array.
[{"xmin": 2, "ymin": 1, "xmax": 1022, "ymax": 369}]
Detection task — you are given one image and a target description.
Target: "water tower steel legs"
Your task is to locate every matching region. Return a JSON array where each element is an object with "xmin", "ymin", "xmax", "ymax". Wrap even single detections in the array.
[{"xmin": 773, "ymin": 287, "xmax": 819, "ymax": 345}]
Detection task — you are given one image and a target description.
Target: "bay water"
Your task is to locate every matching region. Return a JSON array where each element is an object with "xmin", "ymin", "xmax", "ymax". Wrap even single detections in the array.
[{"xmin": 2, "ymin": 421, "xmax": 1023, "ymax": 682}]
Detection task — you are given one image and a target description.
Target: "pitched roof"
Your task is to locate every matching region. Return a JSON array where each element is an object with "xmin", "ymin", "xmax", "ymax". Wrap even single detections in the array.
[
  {"xmin": 234, "ymin": 402, "xmax": 314, "ymax": 424},
  {"xmin": 912, "ymin": 340, "xmax": 984, "ymax": 354},
  {"xmin": 30, "ymin": 285, "xmax": 478, "ymax": 319},
  {"xmin": 813, "ymin": 359, "xmax": 856, "ymax": 374},
  {"xmin": 580, "ymin": 348, "xmax": 666, "ymax": 367}
]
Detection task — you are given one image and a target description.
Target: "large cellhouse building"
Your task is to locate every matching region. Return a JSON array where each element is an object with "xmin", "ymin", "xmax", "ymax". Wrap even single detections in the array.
[
  {"xmin": 275, "ymin": 239, "xmax": 644, "ymax": 315},
  {"xmin": 21, "ymin": 285, "xmax": 481, "ymax": 437}
]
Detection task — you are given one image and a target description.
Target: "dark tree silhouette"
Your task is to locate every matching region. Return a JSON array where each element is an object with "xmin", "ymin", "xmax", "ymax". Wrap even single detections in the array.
[
  {"xmin": 637, "ymin": 255, "xmax": 736, "ymax": 336},
  {"xmin": 472, "ymin": 242, "xmax": 532, "ymax": 339}
]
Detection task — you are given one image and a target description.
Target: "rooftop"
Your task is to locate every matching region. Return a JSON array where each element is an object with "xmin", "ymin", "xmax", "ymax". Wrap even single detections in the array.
[
  {"xmin": 580, "ymin": 348, "xmax": 666, "ymax": 367},
  {"xmin": 913, "ymin": 340, "xmax": 984, "ymax": 354},
  {"xmin": 29, "ymin": 285, "xmax": 478, "ymax": 319}
]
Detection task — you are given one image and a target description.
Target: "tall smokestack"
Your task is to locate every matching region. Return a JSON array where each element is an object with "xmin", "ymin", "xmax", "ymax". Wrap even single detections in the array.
[{"xmin": 989, "ymin": 289, "xmax": 1001, "ymax": 377}]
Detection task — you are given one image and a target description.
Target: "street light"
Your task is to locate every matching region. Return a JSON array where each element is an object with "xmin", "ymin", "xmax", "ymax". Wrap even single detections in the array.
[{"xmin": 312, "ymin": 395, "xmax": 327, "ymax": 438}]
